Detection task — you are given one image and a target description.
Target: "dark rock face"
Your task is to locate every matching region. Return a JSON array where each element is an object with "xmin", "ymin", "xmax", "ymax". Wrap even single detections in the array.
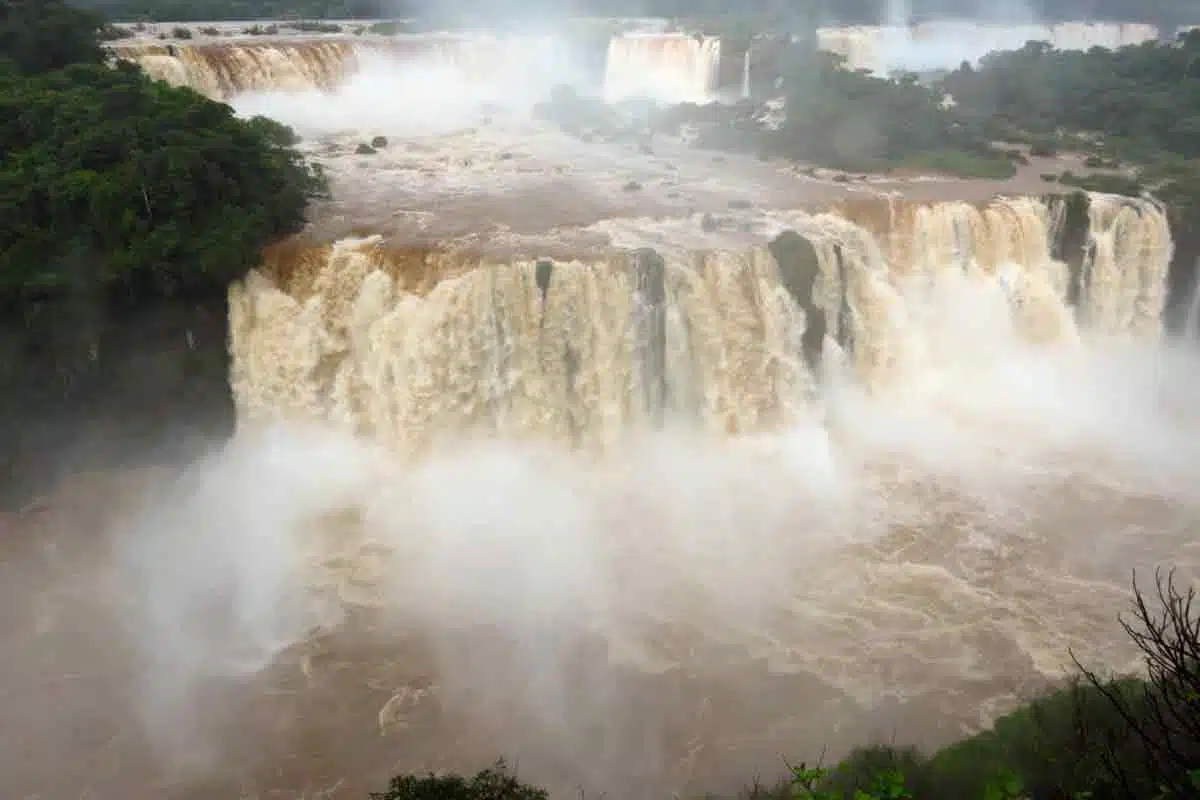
[
  {"xmin": 1165, "ymin": 216, "xmax": 1200, "ymax": 337},
  {"xmin": 769, "ymin": 230, "xmax": 827, "ymax": 372},
  {"xmin": 713, "ymin": 37, "xmax": 750, "ymax": 97},
  {"xmin": 1050, "ymin": 190, "xmax": 1092, "ymax": 311},
  {"xmin": 0, "ymin": 294, "xmax": 234, "ymax": 509},
  {"xmin": 1047, "ymin": 190, "xmax": 1198, "ymax": 337},
  {"xmin": 632, "ymin": 248, "xmax": 668, "ymax": 427}
]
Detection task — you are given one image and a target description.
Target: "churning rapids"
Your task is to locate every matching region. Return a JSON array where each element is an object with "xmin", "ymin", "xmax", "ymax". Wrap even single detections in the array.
[{"xmin": 4, "ymin": 22, "xmax": 1200, "ymax": 800}]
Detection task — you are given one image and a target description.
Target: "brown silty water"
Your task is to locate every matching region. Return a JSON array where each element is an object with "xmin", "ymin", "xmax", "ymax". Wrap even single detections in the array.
[{"xmin": 4, "ymin": 31, "xmax": 1198, "ymax": 799}]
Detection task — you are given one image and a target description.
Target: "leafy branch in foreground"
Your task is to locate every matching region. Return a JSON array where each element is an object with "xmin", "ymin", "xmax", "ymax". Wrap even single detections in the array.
[{"xmin": 1070, "ymin": 569, "xmax": 1200, "ymax": 799}]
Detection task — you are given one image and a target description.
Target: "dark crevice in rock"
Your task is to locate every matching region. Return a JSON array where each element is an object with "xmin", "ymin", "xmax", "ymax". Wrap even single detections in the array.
[{"xmin": 769, "ymin": 230, "xmax": 826, "ymax": 373}]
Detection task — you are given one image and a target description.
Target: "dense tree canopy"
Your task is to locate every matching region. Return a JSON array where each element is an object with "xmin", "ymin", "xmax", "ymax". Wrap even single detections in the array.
[
  {"xmin": 0, "ymin": 0, "xmax": 325, "ymax": 304},
  {"xmin": 74, "ymin": 0, "xmax": 387, "ymax": 22},
  {"xmin": 2, "ymin": 0, "xmax": 105, "ymax": 73},
  {"xmin": 0, "ymin": 63, "xmax": 325, "ymax": 298},
  {"xmin": 941, "ymin": 31, "xmax": 1200, "ymax": 215},
  {"xmin": 768, "ymin": 49, "xmax": 1010, "ymax": 176},
  {"xmin": 943, "ymin": 32, "xmax": 1200, "ymax": 159}
]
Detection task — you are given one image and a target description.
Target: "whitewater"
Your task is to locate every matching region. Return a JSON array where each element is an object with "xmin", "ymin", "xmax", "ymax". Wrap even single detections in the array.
[{"xmin": 3, "ymin": 20, "xmax": 1199, "ymax": 800}]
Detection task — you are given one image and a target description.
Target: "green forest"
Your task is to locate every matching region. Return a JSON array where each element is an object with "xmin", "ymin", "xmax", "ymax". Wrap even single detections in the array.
[
  {"xmin": 941, "ymin": 33, "xmax": 1200, "ymax": 213},
  {"xmin": 756, "ymin": 46, "xmax": 1018, "ymax": 178},
  {"xmin": 742, "ymin": 27, "xmax": 1200, "ymax": 251},
  {"xmin": 936, "ymin": 28, "xmax": 1200, "ymax": 306},
  {"xmin": 0, "ymin": 0, "xmax": 325, "ymax": 309}
]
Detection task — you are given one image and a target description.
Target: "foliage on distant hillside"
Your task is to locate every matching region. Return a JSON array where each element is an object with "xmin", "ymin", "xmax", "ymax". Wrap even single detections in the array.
[
  {"xmin": 941, "ymin": 31, "xmax": 1200, "ymax": 235},
  {"xmin": 942, "ymin": 34, "xmax": 1200, "ymax": 161},
  {"xmin": 72, "ymin": 0, "xmax": 387, "ymax": 22},
  {"xmin": 763, "ymin": 48, "xmax": 1015, "ymax": 178},
  {"xmin": 2, "ymin": 0, "xmax": 106, "ymax": 73}
]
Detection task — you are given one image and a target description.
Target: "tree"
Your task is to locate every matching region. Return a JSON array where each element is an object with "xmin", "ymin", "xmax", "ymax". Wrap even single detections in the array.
[
  {"xmin": 0, "ymin": 0, "xmax": 105, "ymax": 74},
  {"xmin": 0, "ymin": 0, "xmax": 326, "ymax": 306},
  {"xmin": 1069, "ymin": 570, "xmax": 1200, "ymax": 799},
  {"xmin": 370, "ymin": 761, "xmax": 548, "ymax": 800},
  {"xmin": 0, "ymin": 62, "xmax": 326, "ymax": 302}
]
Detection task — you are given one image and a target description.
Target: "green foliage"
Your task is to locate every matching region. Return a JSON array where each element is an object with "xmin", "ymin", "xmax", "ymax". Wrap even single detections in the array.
[
  {"xmin": 899, "ymin": 150, "xmax": 1017, "ymax": 179},
  {"xmin": 759, "ymin": 49, "xmax": 1010, "ymax": 178},
  {"xmin": 980, "ymin": 769, "xmax": 1024, "ymax": 800},
  {"xmin": 0, "ymin": 0, "xmax": 105, "ymax": 74},
  {"xmin": 368, "ymin": 760, "xmax": 548, "ymax": 800},
  {"xmin": 367, "ymin": 20, "xmax": 411, "ymax": 35},
  {"xmin": 942, "ymin": 31, "xmax": 1200, "ymax": 255},
  {"xmin": 98, "ymin": 22, "xmax": 131, "ymax": 39},
  {"xmin": 284, "ymin": 20, "xmax": 341, "ymax": 32},
  {"xmin": 817, "ymin": 746, "xmax": 922, "ymax": 800},
  {"xmin": 1056, "ymin": 172, "xmax": 1143, "ymax": 196},
  {"xmin": 0, "ymin": 0, "xmax": 326, "ymax": 304},
  {"xmin": 1029, "ymin": 140, "xmax": 1059, "ymax": 158},
  {"xmin": 914, "ymin": 679, "xmax": 1148, "ymax": 799},
  {"xmin": 941, "ymin": 36, "xmax": 1200, "ymax": 163},
  {"xmin": 768, "ymin": 675, "xmax": 1189, "ymax": 800},
  {"xmin": 72, "ymin": 0, "xmax": 390, "ymax": 22}
]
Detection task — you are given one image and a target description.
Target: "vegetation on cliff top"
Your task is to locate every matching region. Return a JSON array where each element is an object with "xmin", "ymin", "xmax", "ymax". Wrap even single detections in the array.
[
  {"xmin": 372, "ymin": 571, "xmax": 1200, "ymax": 800},
  {"xmin": 941, "ymin": 32, "xmax": 1200, "ymax": 213},
  {"xmin": 764, "ymin": 44, "xmax": 1017, "ymax": 179},
  {"xmin": 938, "ymin": 28, "xmax": 1200, "ymax": 301},
  {"xmin": 73, "ymin": 0, "xmax": 386, "ymax": 22},
  {"xmin": 0, "ymin": 0, "xmax": 325, "ymax": 307},
  {"xmin": 736, "ymin": 28, "xmax": 1200, "ymax": 188}
]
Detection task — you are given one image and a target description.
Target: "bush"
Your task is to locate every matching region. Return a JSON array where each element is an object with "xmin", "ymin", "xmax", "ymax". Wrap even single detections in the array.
[
  {"xmin": 285, "ymin": 21, "xmax": 341, "ymax": 33},
  {"xmin": 171, "ymin": 26, "xmax": 191, "ymax": 39},
  {"xmin": 0, "ymin": 0, "xmax": 106, "ymax": 74},
  {"xmin": 2, "ymin": 0, "xmax": 329, "ymax": 304},
  {"xmin": 1057, "ymin": 172, "xmax": 1143, "ymax": 196},
  {"xmin": 370, "ymin": 761, "xmax": 547, "ymax": 800},
  {"xmin": 98, "ymin": 24, "xmax": 131, "ymax": 41},
  {"xmin": 0, "ymin": 62, "xmax": 327, "ymax": 301},
  {"xmin": 899, "ymin": 150, "xmax": 1018, "ymax": 179},
  {"xmin": 367, "ymin": 21, "xmax": 408, "ymax": 36},
  {"xmin": 818, "ymin": 745, "xmax": 923, "ymax": 798},
  {"xmin": 1068, "ymin": 569, "xmax": 1200, "ymax": 797}
]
